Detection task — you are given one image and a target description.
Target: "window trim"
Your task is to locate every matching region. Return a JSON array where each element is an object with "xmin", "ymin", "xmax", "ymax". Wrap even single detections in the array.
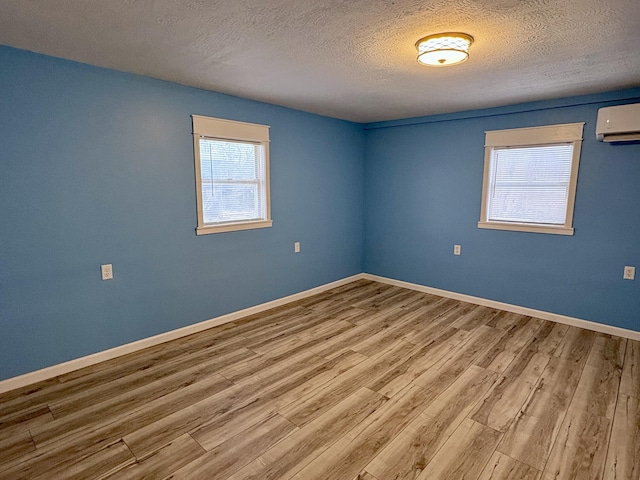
[
  {"xmin": 478, "ymin": 123, "xmax": 584, "ymax": 236},
  {"xmin": 192, "ymin": 115, "xmax": 272, "ymax": 235}
]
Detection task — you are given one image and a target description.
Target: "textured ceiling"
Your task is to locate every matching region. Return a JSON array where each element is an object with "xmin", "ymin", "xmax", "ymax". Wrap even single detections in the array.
[{"xmin": 1, "ymin": 0, "xmax": 639, "ymax": 122}]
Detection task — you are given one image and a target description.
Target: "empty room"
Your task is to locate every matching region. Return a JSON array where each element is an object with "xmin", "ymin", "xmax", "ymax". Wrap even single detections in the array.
[{"xmin": 1, "ymin": 1, "xmax": 639, "ymax": 479}]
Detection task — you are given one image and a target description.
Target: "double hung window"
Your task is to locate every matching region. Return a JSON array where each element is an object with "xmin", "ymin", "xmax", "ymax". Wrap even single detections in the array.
[
  {"xmin": 478, "ymin": 123, "xmax": 584, "ymax": 235},
  {"xmin": 192, "ymin": 115, "xmax": 272, "ymax": 235}
]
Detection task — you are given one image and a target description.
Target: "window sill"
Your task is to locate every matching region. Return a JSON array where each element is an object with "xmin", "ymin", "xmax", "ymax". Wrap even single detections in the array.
[
  {"xmin": 477, "ymin": 221, "xmax": 574, "ymax": 236},
  {"xmin": 197, "ymin": 220, "xmax": 273, "ymax": 235}
]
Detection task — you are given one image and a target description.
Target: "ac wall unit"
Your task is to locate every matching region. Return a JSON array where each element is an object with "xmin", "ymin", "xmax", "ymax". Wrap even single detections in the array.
[{"xmin": 596, "ymin": 103, "xmax": 640, "ymax": 142}]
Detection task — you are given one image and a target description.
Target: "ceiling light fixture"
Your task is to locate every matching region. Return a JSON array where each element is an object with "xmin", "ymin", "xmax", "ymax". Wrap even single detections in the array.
[{"xmin": 416, "ymin": 32, "xmax": 474, "ymax": 67}]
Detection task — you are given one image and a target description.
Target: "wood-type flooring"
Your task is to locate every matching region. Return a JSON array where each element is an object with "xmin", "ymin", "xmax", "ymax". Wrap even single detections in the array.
[{"xmin": 0, "ymin": 279, "xmax": 638, "ymax": 479}]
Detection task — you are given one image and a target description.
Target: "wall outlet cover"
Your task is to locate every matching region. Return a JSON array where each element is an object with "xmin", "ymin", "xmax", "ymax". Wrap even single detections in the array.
[
  {"xmin": 623, "ymin": 266, "xmax": 635, "ymax": 280},
  {"xmin": 101, "ymin": 264, "xmax": 113, "ymax": 280}
]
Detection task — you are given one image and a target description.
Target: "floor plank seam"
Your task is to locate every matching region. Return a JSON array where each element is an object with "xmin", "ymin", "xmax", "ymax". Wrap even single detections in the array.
[{"xmin": 121, "ymin": 437, "xmax": 139, "ymax": 462}]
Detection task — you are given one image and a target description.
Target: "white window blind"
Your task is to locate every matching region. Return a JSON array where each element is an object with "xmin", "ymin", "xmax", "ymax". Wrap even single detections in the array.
[
  {"xmin": 192, "ymin": 115, "xmax": 271, "ymax": 235},
  {"xmin": 487, "ymin": 144, "xmax": 574, "ymax": 225},
  {"xmin": 479, "ymin": 123, "xmax": 584, "ymax": 235},
  {"xmin": 199, "ymin": 138, "xmax": 266, "ymax": 224}
]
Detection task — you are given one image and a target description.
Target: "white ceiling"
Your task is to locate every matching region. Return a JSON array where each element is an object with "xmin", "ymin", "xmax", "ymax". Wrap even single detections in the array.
[{"xmin": 1, "ymin": 0, "xmax": 639, "ymax": 122}]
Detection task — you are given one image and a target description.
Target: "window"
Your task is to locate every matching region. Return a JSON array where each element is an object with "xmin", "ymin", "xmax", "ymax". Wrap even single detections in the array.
[
  {"xmin": 192, "ymin": 115, "xmax": 272, "ymax": 235},
  {"xmin": 478, "ymin": 123, "xmax": 584, "ymax": 235}
]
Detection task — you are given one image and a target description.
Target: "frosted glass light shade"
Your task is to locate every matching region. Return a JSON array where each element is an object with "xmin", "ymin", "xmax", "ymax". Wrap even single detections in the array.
[{"xmin": 416, "ymin": 33, "xmax": 473, "ymax": 67}]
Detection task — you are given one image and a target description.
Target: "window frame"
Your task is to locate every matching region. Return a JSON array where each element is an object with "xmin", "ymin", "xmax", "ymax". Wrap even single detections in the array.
[
  {"xmin": 478, "ymin": 123, "xmax": 584, "ymax": 236},
  {"xmin": 192, "ymin": 115, "xmax": 272, "ymax": 235}
]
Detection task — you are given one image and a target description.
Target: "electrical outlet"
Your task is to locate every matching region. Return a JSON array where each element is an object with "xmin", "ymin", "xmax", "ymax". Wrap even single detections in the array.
[
  {"xmin": 294, "ymin": 242, "xmax": 301, "ymax": 253},
  {"xmin": 623, "ymin": 266, "xmax": 635, "ymax": 280},
  {"xmin": 101, "ymin": 264, "xmax": 113, "ymax": 280},
  {"xmin": 453, "ymin": 244, "xmax": 461, "ymax": 256}
]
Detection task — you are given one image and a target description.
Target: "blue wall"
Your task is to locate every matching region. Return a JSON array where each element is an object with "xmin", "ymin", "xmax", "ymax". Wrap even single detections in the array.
[
  {"xmin": 1, "ymin": 44, "xmax": 639, "ymax": 383},
  {"xmin": 364, "ymin": 90, "xmax": 640, "ymax": 332},
  {"xmin": 0, "ymin": 46, "xmax": 365, "ymax": 380}
]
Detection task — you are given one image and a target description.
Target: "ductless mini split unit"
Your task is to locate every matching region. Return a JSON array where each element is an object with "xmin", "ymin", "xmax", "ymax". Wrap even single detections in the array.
[{"xmin": 596, "ymin": 103, "xmax": 640, "ymax": 142}]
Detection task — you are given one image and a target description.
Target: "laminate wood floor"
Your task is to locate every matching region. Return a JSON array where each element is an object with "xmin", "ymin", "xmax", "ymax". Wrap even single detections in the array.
[{"xmin": 1, "ymin": 279, "xmax": 638, "ymax": 479}]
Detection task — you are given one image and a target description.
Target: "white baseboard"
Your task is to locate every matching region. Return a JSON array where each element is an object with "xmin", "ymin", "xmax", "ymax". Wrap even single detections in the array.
[
  {"xmin": 0, "ymin": 274, "xmax": 366, "ymax": 395},
  {"xmin": 363, "ymin": 274, "xmax": 640, "ymax": 341},
  {"xmin": 3, "ymin": 272, "xmax": 637, "ymax": 395}
]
